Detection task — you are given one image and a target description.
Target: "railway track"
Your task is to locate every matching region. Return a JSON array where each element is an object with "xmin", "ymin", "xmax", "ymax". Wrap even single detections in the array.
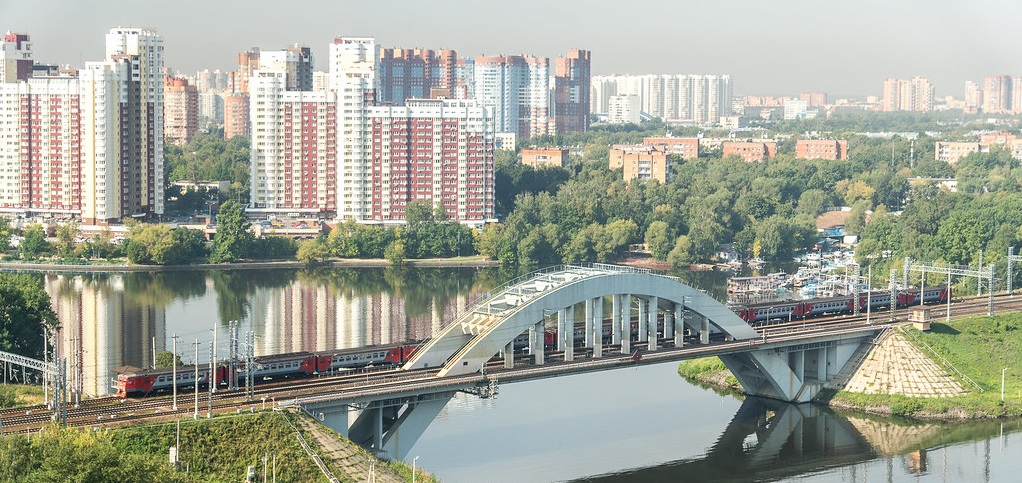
[{"xmin": 6, "ymin": 292, "xmax": 1022, "ymax": 433}]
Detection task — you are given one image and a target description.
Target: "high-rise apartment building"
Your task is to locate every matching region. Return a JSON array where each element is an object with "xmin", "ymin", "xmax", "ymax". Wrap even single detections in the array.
[
  {"xmin": 982, "ymin": 75, "xmax": 1012, "ymax": 114},
  {"xmin": 881, "ymin": 77, "xmax": 934, "ymax": 112},
  {"xmin": 164, "ymin": 76, "xmax": 199, "ymax": 145},
  {"xmin": 591, "ymin": 74, "xmax": 732, "ymax": 125},
  {"xmin": 554, "ymin": 49, "xmax": 591, "ymax": 134},
  {"xmin": 964, "ymin": 81, "xmax": 982, "ymax": 114},
  {"xmin": 367, "ymin": 99, "xmax": 494, "ymax": 224},
  {"xmin": 223, "ymin": 93, "xmax": 249, "ymax": 139},
  {"xmin": 1, "ymin": 32, "xmax": 33, "ymax": 83},
  {"xmin": 474, "ymin": 54, "xmax": 549, "ymax": 140},
  {"xmin": 799, "ymin": 92, "xmax": 827, "ymax": 107},
  {"xmin": 608, "ymin": 94, "xmax": 640, "ymax": 124},
  {"xmin": 226, "ymin": 45, "xmax": 313, "ymax": 139},
  {"xmin": 377, "ymin": 48, "xmax": 458, "ymax": 104},
  {"xmin": 249, "ymin": 69, "xmax": 337, "ymax": 214},
  {"xmin": 103, "ymin": 27, "xmax": 165, "ymax": 221},
  {"xmin": 329, "ymin": 37, "xmax": 378, "ymax": 221}
]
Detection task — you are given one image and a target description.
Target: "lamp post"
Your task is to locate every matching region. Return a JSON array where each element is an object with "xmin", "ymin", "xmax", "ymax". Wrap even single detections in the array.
[
  {"xmin": 172, "ymin": 333, "xmax": 179, "ymax": 411},
  {"xmin": 412, "ymin": 456, "xmax": 419, "ymax": 483},
  {"xmin": 1003, "ymin": 368, "xmax": 1008, "ymax": 402}
]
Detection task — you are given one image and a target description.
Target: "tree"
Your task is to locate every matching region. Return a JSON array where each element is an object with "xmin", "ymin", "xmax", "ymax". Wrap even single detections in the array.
[
  {"xmin": 645, "ymin": 221, "xmax": 672, "ymax": 261},
  {"xmin": 296, "ymin": 239, "xmax": 329, "ymax": 265},
  {"xmin": 18, "ymin": 224, "xmax": 50, "ymax": 260},
  {"xmin": 667, "ymin": 235, "xmax": 694, "ymax": 268},
  {"xmin": 385, "ymin": 238, "xmax": 406, "ymax": 266},
  {"xmin": 209, "ymin": 200, "xmax": 253, "ymax": 263},
  {"xmin": 0, "ymin": 273, "xmax": 59, "ymax": 358},
  {"xmin": 154, "ymin": 350, "xmax": 183, "ymax": 369},
  {"xmin": 0, "ymin": 217, "xmax": 11, "ymax": 252}
]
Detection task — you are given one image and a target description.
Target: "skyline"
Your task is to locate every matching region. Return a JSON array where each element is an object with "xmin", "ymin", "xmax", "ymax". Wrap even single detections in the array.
[{"xmin": 5, "ymin": 0, "xmax": 1022, "ymax": 98}]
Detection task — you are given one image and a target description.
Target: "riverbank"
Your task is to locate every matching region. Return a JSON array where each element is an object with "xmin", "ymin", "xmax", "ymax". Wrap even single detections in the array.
[
  {"xmin": 0, "ymin": 255, "xmax": 498, "ymax": 273},
  {"xmin": 678, "ymin": 314, "xmax": 1022, "ymax": 420}
]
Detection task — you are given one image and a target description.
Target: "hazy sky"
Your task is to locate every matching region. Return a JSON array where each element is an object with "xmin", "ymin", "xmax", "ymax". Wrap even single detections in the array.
[{"xmin": 4, "ymin": 0, "xmax": 1022, "ymax": 97}]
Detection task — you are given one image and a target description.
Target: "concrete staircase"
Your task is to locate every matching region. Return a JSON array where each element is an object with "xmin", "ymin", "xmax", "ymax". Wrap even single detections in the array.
[{"xmin": 840, "ymin": 329, "xmax": 968, "ymax": 398}]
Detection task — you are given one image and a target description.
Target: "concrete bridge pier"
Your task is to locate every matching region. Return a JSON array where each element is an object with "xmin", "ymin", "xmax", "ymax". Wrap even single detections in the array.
[
  {"xmin": 720, "ymin": 338, "xmax": 864, "ymax": 403},
  {"xmin": 592, "ymin": 297, "xmax": 603, "ymax": 357},
  {"xmin": 556, "ymin": 308, "xmax": 567, "ymax": 352},
  {"xmin": 529, "ymin": 321, "xmax": 544, "ymax": 365},
  {"xmin": 304, "ymin": 391, "xmax": 455, "ymax": 461},
  {"xmin": 647, "ymin": 296, "xmax": 658, "ymax": 351},
  {"xmin": 699, "ymin": 316, "xmax": 710, "ymax": 344},
  {"xmin": 673, "ymin": 302, "xmax": 685, "ymax": 347},
  {"xmin": 663, "ymin": 306, "xmax": 674, "ymax": 340},
  {"xmin": 564, "ymin": 305, "xmax": 575, "ymax": 361},
  {"xmin": 584, "ymin": 298, "xmax": 594, "ymax": 350},
  {"xmin": 504, "ymin": 341, "xmax": 513, "ymax": 369},
  {"xmin": 611, "ymin": 294, "xmax": 622, "ymax": 345},
  {"xmin": 637, "ymin": 297, "xmax": 648, "ymax": 343},
  {"xmin": 620, "ymin": 294, "xmax": 631, "ymax": 353}
]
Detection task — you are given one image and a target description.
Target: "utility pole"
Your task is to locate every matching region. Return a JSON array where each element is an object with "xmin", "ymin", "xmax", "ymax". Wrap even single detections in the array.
[
  {"xmin": 229, "ymin": 321, "xmax": 239, "ymax": 391},
  {"xmin": 193, "ymin": 338, "xmax": 200, "ymax": 419},
  {"xmin": 152, "ymin": 336, "xmax": 157, "ymax": 369},
  {"xmin": 247, "ymin": 330, "xmax": 255, "ymax": 400},
  {"xmin": 172, "ymin": 333, "xmax": 179, "ymax": 411},
  {"xmin": 211, "ymin": 326, "xmax": 218, "ymax": 394},
  {"xmin": 42, "ymin": 331, "xmax": 48, "ymax": 407},
  {"xmin": 208, "ymin": 341, "xmax": 214, "ymax": 419}
]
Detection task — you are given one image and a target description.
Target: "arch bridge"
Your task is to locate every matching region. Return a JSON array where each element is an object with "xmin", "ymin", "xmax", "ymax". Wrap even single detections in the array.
[{"xmin": 307, "ymin": 264, "xmax": 876, "ymax": 459}]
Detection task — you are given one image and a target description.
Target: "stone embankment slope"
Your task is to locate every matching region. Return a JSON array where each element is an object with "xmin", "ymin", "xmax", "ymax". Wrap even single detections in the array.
[
  {"xmin": 832, "ymin": 329, "xmax": 968, "ymax": 398},
  {"xmin": 295, "ymin": 415, "xmax": 405, "ymax": 483}
]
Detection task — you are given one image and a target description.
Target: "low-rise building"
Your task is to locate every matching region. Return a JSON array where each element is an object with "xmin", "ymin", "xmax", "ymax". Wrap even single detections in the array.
[
  {"xmin": 609, "ymin": 145, "xmax": 670, "ymax": 182},
  {"xmin": 521, "ymin": 148, "xmax": 569, "ymax": 168},
  {"xmin": 642, "ymin": 137, "xmax": 699, "ymax": 160},
  {"xmin": 723, "ymin": 141, "xmax": 777, "ymax": 162},
  {"xmin": 935, "ymin": 142, "xmax": 986, "ymax": 164},
  {"xmin": 796, "ymin": 139, "xmax": 848, "ymax": 160}
]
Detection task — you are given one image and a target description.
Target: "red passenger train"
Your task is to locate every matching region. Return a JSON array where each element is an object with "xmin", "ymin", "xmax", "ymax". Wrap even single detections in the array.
[
  {"xmin": 731, "ymin": 286, "xmax": 950, "ymax": 325},
  {"xmin": 115, "ymin": 344, "xmax": 418, "ymax": 398}
]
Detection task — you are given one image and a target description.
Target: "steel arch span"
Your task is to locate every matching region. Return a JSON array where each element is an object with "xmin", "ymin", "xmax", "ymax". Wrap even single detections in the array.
[{"xmin": 403, "ymin": 264, "xmax": 759, "ymax": 377}]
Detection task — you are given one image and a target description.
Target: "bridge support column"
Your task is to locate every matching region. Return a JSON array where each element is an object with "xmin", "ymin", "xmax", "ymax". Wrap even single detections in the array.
[
  {"xmin": 504, "ymin": 341, "xmax": 513, "ymax": 369},
  {"xmin": 700, "ymin": 316, "xmax": 710, "ymax": 344},
  {"xmin": 531, "ymin": 321, "xmax": 544, "ymax": 365},
  {"xmin": 341, "ymin": 393, "xmax": 454, "ymax": 461},
  {"xmin": 564, "ymin": 305, "xmax": 575, "ymax": 361},
  {"xmin": 611, "ymin": 294, "xmax": 621, "ymax": 345},
  {"xmin": 620, "ymin": 294, "xmax": 631, "ymax": 353},
  {"xmin": 674, "ymin": 303, "xmax": 684, "ymax": 347},
  {"xmin": 556, "ymin": 309, "xmax": 567, "ymax": 351},
  {"xmin": 593, "ymin": 297, "xmax": 603, "ymax": 357},
  {"xmin": 663, "ymin": 307, "xmax": 673, "ymax": 340},
  {"xmin": 584, "ymin": 298, "xmax": 594, "ymax": 349},
  {"xmin": 637, "ymin": 297, "xmax": 647, "ymax": 343},
  {"xmin": 647, "ymin": 296, "xmax": 658, "ymax": 351}
]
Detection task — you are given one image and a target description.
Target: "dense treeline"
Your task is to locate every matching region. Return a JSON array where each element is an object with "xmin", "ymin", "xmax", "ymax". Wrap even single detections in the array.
[
  {"xmin": 164, "ymin": 129, "xmax": 251, "ymax": 205},
  {"xmin": 481, "ymin": 115, "xmax": 1022, "ymax": 275}
]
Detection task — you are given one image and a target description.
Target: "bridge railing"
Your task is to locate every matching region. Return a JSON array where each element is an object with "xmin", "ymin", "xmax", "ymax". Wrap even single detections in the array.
[{"xmin": 464, "ymin": 263, "xmax": 668, "ymax": 315}]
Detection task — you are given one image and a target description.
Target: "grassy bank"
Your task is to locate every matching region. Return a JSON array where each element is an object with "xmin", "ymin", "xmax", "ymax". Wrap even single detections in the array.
[
  {"xmin": 0, "ymin": 410, "xmax": 434, "ymax": 482},
  {"xmin": 679, "ymin": 313, "xmax": 1022, "ymax": 419}
]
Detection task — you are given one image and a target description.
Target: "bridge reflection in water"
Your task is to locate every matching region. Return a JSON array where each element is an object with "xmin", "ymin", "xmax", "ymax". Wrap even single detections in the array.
[{"xmin": 577, "ymin": 397, "xmax": 1022, "ymax": 483}]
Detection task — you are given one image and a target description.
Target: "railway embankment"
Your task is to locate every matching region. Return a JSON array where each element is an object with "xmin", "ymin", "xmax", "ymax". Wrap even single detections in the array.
[{"xmin": 678, "ymin": 313, "xmax": 1022, "ymax": 420}]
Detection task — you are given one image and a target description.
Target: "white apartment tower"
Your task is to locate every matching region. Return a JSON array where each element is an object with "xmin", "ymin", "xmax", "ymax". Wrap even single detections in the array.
[
  {"xmin": 329, "ymin": 37, "xmax": 378, "ymax": 221},
  {"xmin": 473, "ymin": 55, "xmax": 549, "ymax": 140},
  {"xmin": 590, "ymin": 74, "xmax": 732, "ymax": 125},
  {"xmin": 102, "ymin": 27, "xmax": 165, "ymax": 221}
]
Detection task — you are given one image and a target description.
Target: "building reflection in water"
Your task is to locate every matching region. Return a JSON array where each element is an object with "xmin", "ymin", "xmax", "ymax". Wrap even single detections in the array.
[{"xmin": 43, "ymin": 268, "xmax": 487, "ymax": 397}]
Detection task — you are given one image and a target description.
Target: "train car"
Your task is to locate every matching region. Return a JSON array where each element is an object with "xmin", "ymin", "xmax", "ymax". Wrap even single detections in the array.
[
  {"xmin": 731, "ymin": 286, "xmax": 950, "ymax": 325},
  {"xmin": 115, "ymin": 365, "xmax": 214, "ymax": 398},
  {"xmin": 314, "ymin": 344, "xmax": 414, "ymax": 373}
]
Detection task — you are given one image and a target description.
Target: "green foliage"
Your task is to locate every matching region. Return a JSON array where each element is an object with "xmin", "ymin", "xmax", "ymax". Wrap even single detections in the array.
[
  {"xmin": 208, "ymin": 200, "xmax": 253, "ymax": 263},
  {"xmin": 667, "ymin": 235, "xmax": 694, "ymax": 268},
  {"xmin": 385, "ymin": 238, "xmax": 406, "ymax": 266},
  {"xmin": 0, "ymin": 425, "xmax": 187, "ymax": 482},
  {"xmin": 0, "ymin": 217, "xmax": 10, "ymax": 252},
  {"xmin": 249, "ymin": 236, "xmax": 298, "ymax": 260},
  {"xmin": 18, "ymin": 224, "xmax": 49, "ymax": 260},
  {"xmin": 154, "ymin": 350, "xmax": 184, "ymax": 369},
  {"xmin": 295, "ymin": 239, "xmax": 329, "ymax": 265},
  {"xmin": 164, "ymin": 132, "xmax": 251, "ymax": 204},
  {"xmin": 0, "ymin": 273, "xmax": 58, "ymax": 358},
  {"xmin": 124, "ymin": 224, "xmax": 207, "ymax": 265}
]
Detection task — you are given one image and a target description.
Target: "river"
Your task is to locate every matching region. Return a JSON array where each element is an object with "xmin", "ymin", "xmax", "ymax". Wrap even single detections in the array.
[{"xmin": 37, "ymin": 265, "xmax": 1022, "ymax": 482}]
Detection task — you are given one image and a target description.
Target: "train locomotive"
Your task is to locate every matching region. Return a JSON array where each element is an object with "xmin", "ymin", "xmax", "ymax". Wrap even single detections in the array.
[
  {"xmin": 731, "ymin": 286, "xmax": 950, "ymax": 325},
  {"xmin": 115, "ymin": 344, "xmax": 418, "ymax": 398}
]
